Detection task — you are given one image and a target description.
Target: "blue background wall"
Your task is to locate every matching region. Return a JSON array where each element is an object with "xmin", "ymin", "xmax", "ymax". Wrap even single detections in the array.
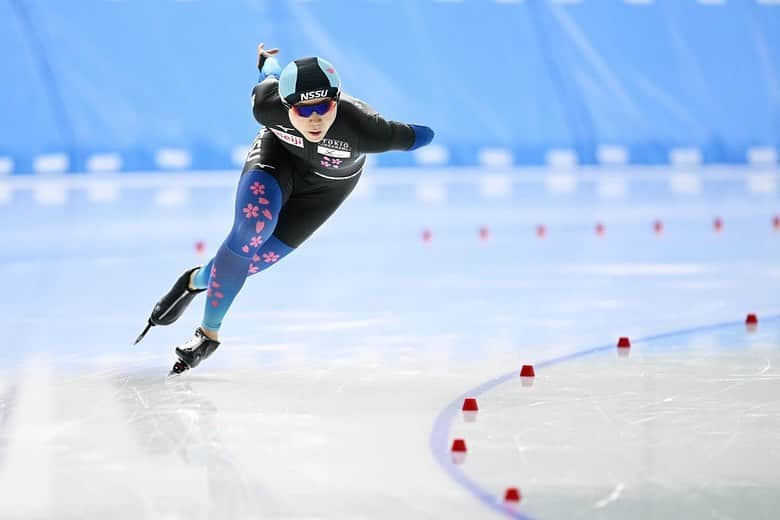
[{"xmin": 1, "ymin": 0, "xmax": 779, "ymax": 171}]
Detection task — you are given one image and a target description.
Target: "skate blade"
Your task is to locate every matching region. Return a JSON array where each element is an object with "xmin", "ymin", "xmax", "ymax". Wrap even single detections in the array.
[
  {"xmin": 133, "ymin": 321, "xmax": 154, "ymax": 345},
  {"xmin": 168, "ymin": 359, "xmax": 190, "ymax": 377}
]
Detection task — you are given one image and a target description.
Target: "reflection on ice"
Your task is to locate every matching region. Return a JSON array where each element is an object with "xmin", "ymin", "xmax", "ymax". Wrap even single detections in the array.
[{"xmin": 112, "ymin": 374, "xmax": 272, "ymax": 520}]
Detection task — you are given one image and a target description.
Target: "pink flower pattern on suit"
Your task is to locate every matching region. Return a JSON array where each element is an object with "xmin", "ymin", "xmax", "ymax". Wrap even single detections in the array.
[
  {"xmin": 208, "ymin": 266, "xmax": 223, "ymax": 307},
  {"xmin": 320, "ymin": 156, "xmax": 342, "ymax": 169},
  {"xmin": 243, "ymin": 203, "xmax": 259, "ymax": 219},
  {"xmin": 262, "ymin": 252, "xmax": 280, "ymax": 263},
  {"xmin": 250, "ymin": 236, "xmax": 263, "ymax": 248},
  {"xmin": 250, "ymin": 182, "xmax": 266, "ymax": 196},
  {"xmin": 248, "ymin": 264, "xmax": 259, "ymax": 274}
]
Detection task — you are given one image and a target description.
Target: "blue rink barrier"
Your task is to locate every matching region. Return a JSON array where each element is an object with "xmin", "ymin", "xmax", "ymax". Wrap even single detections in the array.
[{"xmin": 1, "ymin": 1, "xmax": 779, "ymax": 168}]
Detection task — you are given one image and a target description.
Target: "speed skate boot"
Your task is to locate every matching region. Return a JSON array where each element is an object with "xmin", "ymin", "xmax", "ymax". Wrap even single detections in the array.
[
  {"xmin": 134, "ymin": 266, "xmax": 206, "ymax": 345},
  {"xmin": 170, "ymin": 328, "xmax": 220, "ymax": 376}
]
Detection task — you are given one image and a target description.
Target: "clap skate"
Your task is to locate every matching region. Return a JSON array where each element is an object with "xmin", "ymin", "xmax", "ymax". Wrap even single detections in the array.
[
  {"xmin": 134, "ymin": 266, "xmax": 206, "ymax": 345},
  {"xmin": 169, "ymin": 327, "xmax": 221, "ymax": 376}
]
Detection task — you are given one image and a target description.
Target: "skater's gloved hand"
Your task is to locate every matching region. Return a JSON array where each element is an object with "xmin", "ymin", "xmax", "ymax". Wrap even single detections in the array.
[
  {"xmin": 407, "ymin": 124, "xmax": 435, "ymax": 151},
  {"xmin": 257, "ymin": 42, "xmax": 281, "ymax": 82}
]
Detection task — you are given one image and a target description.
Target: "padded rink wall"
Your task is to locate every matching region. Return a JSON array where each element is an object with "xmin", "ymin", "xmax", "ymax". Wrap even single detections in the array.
[{"xmin": 0, "ymin": 0, "xmax": 779, "ymax": 174}]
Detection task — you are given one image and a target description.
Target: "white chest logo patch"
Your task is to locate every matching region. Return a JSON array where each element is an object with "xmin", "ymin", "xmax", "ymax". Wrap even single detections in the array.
[
  {"xmin": 270, "ymin": 128, "xmax": 304, "ymax": 148},
  {"xmin": 317, "ymin": 146, "xmax": 350, "ymax": 158}
]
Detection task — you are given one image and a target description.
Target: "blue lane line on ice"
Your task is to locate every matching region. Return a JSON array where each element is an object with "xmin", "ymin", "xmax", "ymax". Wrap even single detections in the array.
[{"xmin": 429, "ymin": 314, "xmax": 780, "ymax": 520}]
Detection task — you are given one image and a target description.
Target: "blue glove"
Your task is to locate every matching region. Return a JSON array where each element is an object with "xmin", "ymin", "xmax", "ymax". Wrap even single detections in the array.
[
  {"xmin": 258, "ymin": 55, "xmax": 282, "ymax": 82},
  {"xmin": 408, "ymin": 124, "xmax": 434, "ymax": 151}
]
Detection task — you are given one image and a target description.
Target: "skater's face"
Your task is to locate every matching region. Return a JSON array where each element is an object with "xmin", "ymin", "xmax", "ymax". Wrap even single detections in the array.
[{"xmin": 288, "ymin": 97, "xmax": 338, "ymax": 143}]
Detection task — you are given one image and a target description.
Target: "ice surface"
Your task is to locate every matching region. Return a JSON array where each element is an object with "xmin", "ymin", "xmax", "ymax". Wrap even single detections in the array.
[{"xmin": 0, "ymin": 169, "xmax": 779, "ymax": 518}]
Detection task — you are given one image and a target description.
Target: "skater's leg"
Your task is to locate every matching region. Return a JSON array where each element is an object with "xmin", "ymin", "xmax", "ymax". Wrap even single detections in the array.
[
  {"xmin": 199, "ymin": 168, "xmax": 283, "ymax": 335},
  {"xmin": 193, "ymin": 235, "xmax": 296, "ymax": 290},
  {"xmin": 192, "ymin": 167, "xmax": 361, "ymax": 302}
]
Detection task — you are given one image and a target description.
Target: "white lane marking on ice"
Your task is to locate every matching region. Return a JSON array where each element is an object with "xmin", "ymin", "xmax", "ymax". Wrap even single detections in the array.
[
  {"xmin": 759, "ymin": 360, "xmax": 771, "ymax": 375},
  {"xmin": 594, "ymin": 483, "xmax": 626, "ymax": 508},
  {"xmin": 0, "ymin": 357, "xmax": 52, "ymax": 516}
]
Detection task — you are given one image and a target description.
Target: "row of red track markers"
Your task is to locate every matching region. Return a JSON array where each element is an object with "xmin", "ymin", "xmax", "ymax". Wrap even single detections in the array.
[
  {"xmin": 423, "ymin": 216, "xmax": 780, "ymax": 244},
  {"xmin": 192, "ymin": 217, "xmax": 779, "ymax": 253},
  {"xmin": 450, "ymin": 313, "xmax": 761, "ymax": 510}
]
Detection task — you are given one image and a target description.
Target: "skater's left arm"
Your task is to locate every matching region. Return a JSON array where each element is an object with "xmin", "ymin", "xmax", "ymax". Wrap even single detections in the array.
[
  {"xmin": 252, "ymin": 42, "xmax": 282, "ymax": 125},
  {"xmin": 256, "ymin": 42, "xmax": 281, "ymax": 83},
  {"xmin": 349, "ymin": 99, "xmax": 434, "ymax": 153}
]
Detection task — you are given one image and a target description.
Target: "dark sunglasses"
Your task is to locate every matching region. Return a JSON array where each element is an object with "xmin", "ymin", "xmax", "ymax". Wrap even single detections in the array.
[{"xmin": 291, "ymin": 98, "xmax": 337, "ymax": 118}]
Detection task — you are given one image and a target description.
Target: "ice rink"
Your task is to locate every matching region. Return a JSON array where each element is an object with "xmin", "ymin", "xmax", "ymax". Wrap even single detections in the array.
[{"xmin": 1, "ymin": 168, "xmax": 779, "ymax": 519}]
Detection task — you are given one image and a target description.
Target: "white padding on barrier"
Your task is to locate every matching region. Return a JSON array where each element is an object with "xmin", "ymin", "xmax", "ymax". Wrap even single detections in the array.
[
  {"xmin": 478, "ymin": 147, "xmax": 513, "ymax": 168},
  {"xmin": 33, "ymin": 154, "xmax": 69, "ymax": 174},
  {"xmin": 747, "ymin": 147, "xmax": 778, "ymax": 166},
  {"xmin": 669, "ymin": 147, "xmax": 702, "ymax": 167},
  {"xmin": 155, "ymin": 148, "xmax": 192, "ymax": 170},
  {"xmin": 597, "ymin": 145, "xmax": 629, "ymax": 165},
  {"xmin": 545, "ymin": 149, "xmax": 578, "ymax": 170},
  {"xmin": 0, "ymin": 157, "xmax": 13, "ymax": 175},
  {"xmin": 86, "ymin": 153, "xmax": 122, "ymax": 173},
  {"xmin": 414, "ymin": 144, "xmax": 449, "ymax": 166}
]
